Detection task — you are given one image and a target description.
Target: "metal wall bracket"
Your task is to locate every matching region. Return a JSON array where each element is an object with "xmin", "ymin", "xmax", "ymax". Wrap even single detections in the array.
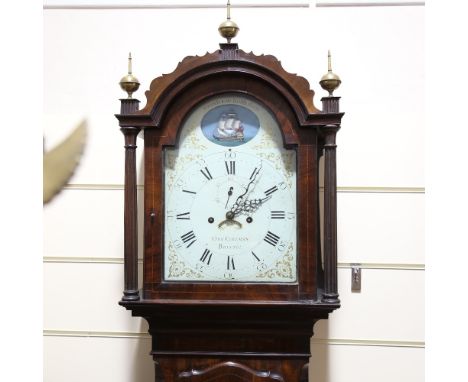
[{"xmin": 351, "ymin": 264, "xmax": 361, "ymax": 292}]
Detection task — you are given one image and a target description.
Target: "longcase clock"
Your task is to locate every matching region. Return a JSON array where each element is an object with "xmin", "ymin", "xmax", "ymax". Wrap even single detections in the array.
[{"xmin": 116, "ymin": 6, "xmax": 344, "ymax": 382}]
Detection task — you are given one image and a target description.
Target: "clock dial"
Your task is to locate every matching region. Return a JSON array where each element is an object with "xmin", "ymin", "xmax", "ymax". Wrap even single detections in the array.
[{"xmin": 164, "ymin": 94, "xmax": 296, "ymax": 282}]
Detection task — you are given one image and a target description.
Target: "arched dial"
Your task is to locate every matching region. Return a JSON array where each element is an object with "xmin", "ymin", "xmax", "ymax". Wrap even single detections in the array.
[{"xmin": 164, "ymin": 94, "xmax": 297, "ymax": 282}]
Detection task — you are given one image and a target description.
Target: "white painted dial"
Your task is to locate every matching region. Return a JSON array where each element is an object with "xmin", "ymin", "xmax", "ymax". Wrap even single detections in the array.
[{"xmin": 164, "ymin": 94, "xmax": 296, "ymax": 282}]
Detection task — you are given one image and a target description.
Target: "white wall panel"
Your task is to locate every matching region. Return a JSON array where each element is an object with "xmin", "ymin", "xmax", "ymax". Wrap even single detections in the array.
[
  {"xmin": 43, "ymin": 189, "xmax": 144, "ymax": 259},
  {"xmin": 337, "ymin": 192, "xmax": 424, "ymax": 265},
  {"xmin": 315, "ymin": 267, "xmax": 424, "ymax": 342},
  {"xmin": 44, "ymin": 6, "xmax": 423, "ymax": 187},
  {"xmin": 44, "ymin": 262, "xmax": 147, "ymax": 333},
  {"xmin": 44, "ymin": 262, "xmax": 423, "ymax": 342},
  {"xmin": 310, "ymin": 343, "xmax": 424, "ymax": 382},
  {"xmin": 310, "ymin": 6, "xmax": 424, "ymax": 188},
  {"xmin": 44, "ymin": 335, "xmax": 154, "ymax": 382}
]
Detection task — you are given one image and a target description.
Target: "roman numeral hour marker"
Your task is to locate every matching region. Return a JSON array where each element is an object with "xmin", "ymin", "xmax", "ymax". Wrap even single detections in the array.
[
  {"xmin": 176, "ymin": 212, "xmax": 190, "ymax": 220},
  {"xmin": 200, "ymin": 249, "xmax": 213, "ymax": 265},
  {"xmin": 225, "ymin": 161, "xmax": 236, "ymax": 175},
  {"xmin": 264, "ymin": 185, "xmax": 278, "ymax": 197},
  {"xmin": 200, "ymin": 167, "xmax": 213, "ymax": 180},
  {"xmin": 181, "ymin": 230, "xmax": 196, "ymax": 248},
  {"xmin": 271, "ymin": 211, "xmax": 285, "ymax": 219},
  {"xmin": 264, "ymin": 231, "xmax": 280, "ymax": 247}
]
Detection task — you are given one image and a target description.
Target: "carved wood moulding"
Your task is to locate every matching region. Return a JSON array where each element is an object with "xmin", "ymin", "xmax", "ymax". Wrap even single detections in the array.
[
  {"xmin": 115, "ymin": 47, "xmax": 341, "ymax": 130},
  {"xmin": 178, "ymin": 361, "xmax": 285, "ymax": 382}
]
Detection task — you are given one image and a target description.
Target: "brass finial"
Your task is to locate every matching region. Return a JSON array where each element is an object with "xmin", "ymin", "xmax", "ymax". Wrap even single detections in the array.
[
  {"xmin": 320, "ymin": 50, "xmax": 341, "ymax": 96},
  {"xmin": 119, "ymin": 52, "xmax": 140, "ymax": 99},
  {"xmin": 218, "ymin": 1, "xmax": 239, "ymax": 43}
]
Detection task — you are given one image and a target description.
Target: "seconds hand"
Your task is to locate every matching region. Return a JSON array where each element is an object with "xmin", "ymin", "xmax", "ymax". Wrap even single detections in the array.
[{"xmin": 225, "ymin": 186, "xmax": 234, "ymax": 209}]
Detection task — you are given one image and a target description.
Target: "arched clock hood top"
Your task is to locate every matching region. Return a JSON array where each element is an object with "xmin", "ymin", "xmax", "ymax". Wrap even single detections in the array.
[{"xmin": 123, "ymin": 46, "xmax": 329, "ymax": 129}]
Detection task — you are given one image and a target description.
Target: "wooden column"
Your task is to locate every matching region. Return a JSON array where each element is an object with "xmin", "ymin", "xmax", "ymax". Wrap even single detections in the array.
[
  {"xmin": 321, "ymin": 96, "xmax": 340, "ymax": 114},
  {"xmin": 120, "ymin": 98, "xmax": 141, "ymax": 301},
  {"xmin": 322, "ymin": 124, "xmax": 340, "ymax": 303},
  {"xmin": 321, "ymin": 96, "xmax": 340, "ymax": 304}
]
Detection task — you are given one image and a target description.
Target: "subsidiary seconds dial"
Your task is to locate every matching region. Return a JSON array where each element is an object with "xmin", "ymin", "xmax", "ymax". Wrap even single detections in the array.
[{"xmin": 164, "ymin": 150, "xmax": 296, "ymax": 282}]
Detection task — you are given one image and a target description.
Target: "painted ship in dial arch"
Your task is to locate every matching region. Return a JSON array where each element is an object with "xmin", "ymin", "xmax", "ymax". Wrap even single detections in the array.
[{"xmin": 213, "ymin": 111, "xmax": 245, "ymax": 142}]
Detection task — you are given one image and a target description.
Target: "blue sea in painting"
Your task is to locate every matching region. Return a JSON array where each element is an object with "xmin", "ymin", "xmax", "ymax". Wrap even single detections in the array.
[{"xmin": 201, "ymin": 104, "xmax": 260, "ymax": 147}]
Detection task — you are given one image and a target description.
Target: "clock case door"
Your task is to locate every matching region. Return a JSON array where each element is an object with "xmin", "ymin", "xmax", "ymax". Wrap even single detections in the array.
[{"xmin": 118, "ymin": 46, "xmax": 343, "ymax": 303}]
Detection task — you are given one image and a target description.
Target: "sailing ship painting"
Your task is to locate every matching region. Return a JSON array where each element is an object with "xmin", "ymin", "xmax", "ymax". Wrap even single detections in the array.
[
  {"xmin": 213, "ymin": 111, "xmax": 245, "ymax": 142},
  {"xmin": 201, "ymin": 104, "xmax": 260, "ymax": 147}
]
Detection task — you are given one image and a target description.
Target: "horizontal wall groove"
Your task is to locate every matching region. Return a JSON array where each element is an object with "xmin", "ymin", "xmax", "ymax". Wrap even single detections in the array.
[
  {"xmin": 43, "ymin": 256, "xmax": 143, "ymax": 264},
  {"xmin": 64, "ymin": 184, "xmax": 424, "ymax": 194},
  {"xmin": 64, "ymin": 184, "xmax": 128, "ymax": 190},
  {"xmin": 43, "ymin": 329, "xmax": 424, "ymax": 348},
  {"xmin": 333, "ymin": 186, "xmax": 425, "ymax": 194},
  {"xmin": 311, "ymin": 338, "xmax": 424, "ymax": 348},
  {"xmin": 316, "ymin": 1, "xmax": 424, "ymax": 6},
  {"xmin": 43, "ymin": 257, "xmax": 423, "ymax": 270},
  {"xmin": 44, "ymin": 3, "xmax": 309, "ymax": 10},
  {"xmin": 43, "ymin": 329, "xmax": 151, "ymax": 339},
  {"xmin": 338, "ymin": 262, "xmax": 425, "ymax": 270},
  {"xmin": 44, "ymin": 1, "xmax": 425, "ymax": 9}
]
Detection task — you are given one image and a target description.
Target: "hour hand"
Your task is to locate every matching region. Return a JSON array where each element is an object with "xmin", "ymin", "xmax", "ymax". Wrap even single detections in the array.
[{"xmin": 239, "ymin": 196, "xmax": 271, "ymax": 215}]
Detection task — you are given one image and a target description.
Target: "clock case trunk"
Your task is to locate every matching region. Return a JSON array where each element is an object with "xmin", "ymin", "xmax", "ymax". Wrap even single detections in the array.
[{"xmin": 116, "ymin": 44, "xmax": 343, "ymax": 382}]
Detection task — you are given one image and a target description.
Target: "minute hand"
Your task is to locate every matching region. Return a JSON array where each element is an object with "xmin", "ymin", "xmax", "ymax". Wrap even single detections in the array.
[
  {"xmin": 229, "ymin": 165, "xmax": 262, "ymax": 216},
  {"xmin": 240, "ymin": 195, "xmax": 271, "ymax": 214}
]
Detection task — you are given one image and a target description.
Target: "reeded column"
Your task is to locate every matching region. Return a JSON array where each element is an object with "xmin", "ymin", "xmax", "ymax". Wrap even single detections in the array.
[
  {"xmin": 120, "ymin": 98, "xmax": 141, "ymax": 301},
  {"xmin": 320, "ymin": 95, "xmax": 341, "ymax": 303},
  {"xmin": 321, "ymin": 96, "xmax": 340, "ymax": 113},
  {"xmin": 319, "ymin": 53, "xmax": 341, "ymax": 300}
]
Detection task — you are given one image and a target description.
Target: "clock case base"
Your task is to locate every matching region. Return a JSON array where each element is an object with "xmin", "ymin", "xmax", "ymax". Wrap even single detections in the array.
[{"xmin": 120, "ymin": 299, "xmax": 338, "ymax": 382}]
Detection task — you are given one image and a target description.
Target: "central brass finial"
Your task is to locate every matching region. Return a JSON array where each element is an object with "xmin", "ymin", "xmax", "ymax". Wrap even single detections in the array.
[
  {"xmin": 218, "ymin": 1, "xmax": 239, "ymax": 43},
  {"xmin": 119, "ymin": 52, "xmax": 140, "ymax": 99},
  {"xmin": 320, "ymin": 50, "xmax": 341, "ymax": 96}
]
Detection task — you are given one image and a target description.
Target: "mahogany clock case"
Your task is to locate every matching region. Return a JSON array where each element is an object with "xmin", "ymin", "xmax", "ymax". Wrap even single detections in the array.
[
  {"xmin": 116, "ymin": 47, "xmax": 343, "ymax": 303},
  {"xmin": 116, "ymin": 45, "xmax": 343, "ymax": 382}
]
